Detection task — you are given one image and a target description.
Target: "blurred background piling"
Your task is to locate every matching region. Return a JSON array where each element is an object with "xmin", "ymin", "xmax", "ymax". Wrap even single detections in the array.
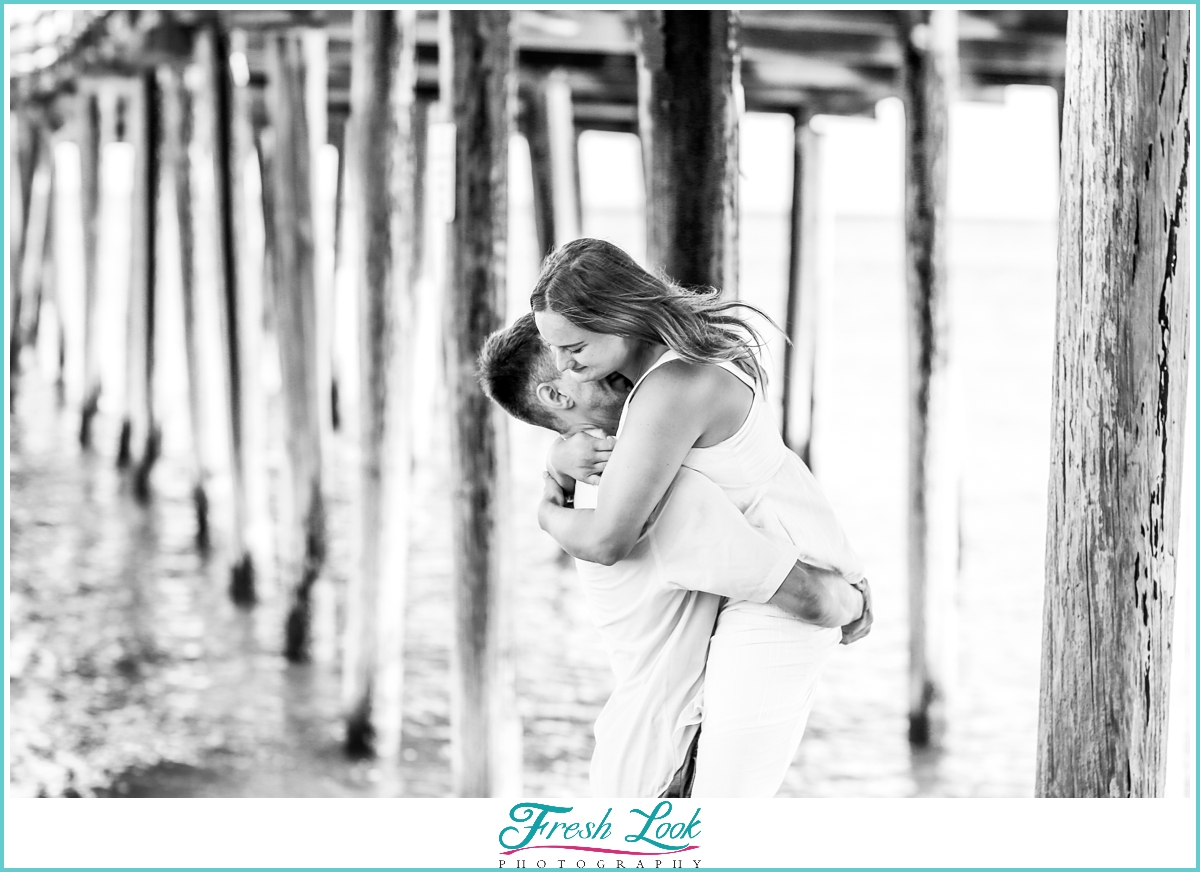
[{"xmin": 6, "ymin": 7, "xmax": 1193, "ymax": 798}]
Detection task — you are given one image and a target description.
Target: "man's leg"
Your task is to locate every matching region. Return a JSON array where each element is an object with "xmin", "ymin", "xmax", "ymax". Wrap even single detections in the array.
[{"xmin": 659, "ymin": 727, "xmax": 701, "ymax": 798}]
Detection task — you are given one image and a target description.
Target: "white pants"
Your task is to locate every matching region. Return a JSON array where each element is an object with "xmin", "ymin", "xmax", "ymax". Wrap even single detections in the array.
[{"xmin": 690, "ymin": 600, "xmax": 840, "ymax": 797}]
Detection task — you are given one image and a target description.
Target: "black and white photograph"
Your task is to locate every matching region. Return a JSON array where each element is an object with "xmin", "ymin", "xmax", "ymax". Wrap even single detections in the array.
[{"xmin": 5, "ymin": 3, "xmax": 1195, "ymax": 844}]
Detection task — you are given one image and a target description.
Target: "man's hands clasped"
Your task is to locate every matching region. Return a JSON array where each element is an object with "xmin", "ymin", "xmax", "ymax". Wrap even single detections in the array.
[
  {"xmin": 839, "ymin": 577, "xmax": 873, "ymax": 645},
  {"xmin": 551, "ymin": 431, "xmax": 615, "ymax": 486}
]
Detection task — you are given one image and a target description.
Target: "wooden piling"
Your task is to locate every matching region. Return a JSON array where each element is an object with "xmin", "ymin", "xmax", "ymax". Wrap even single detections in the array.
[
  {"xmin": 229, "ymin": 28, "xmax": 271, "ymax": 601},
  {"xmin": 10, "ymin": 112, "xmax": 43, "ymax": 382},
  {"xmin": 522, "ymin": 70, "xmax": 581, "ymax": 259},
  {"xmin": 635, "ymin": 10, "xmax": 740, "ymax": 293},
  {"xmin": 163, "ymin": 67, "xmax": 212, "ymax": 547},
  {"xmin": 781, "ymin": 109, "xmax": 824, "ymax": 467},
  {"xmin": 329, "ymin": 112, "xmax": 348, "ymax": 433},
  {"xmin": 34, "ymin": 145, "xmax": 58, "ymax": 379},
  {"xmin": 441, "ymin": 9, "xmax": 523, "ymax": 797},
  {"xmin": 304, "ymin": 29, "xmax": 337, "ymax": 460},
  {"xmin": 77, "ymin": 88, "xmax": 103, "ymax": 448},
  {"xmin": 342, "ymin": 9, "xmax": 419, "ymax": 760},
  {"xmin": 14, "ymin": 133, "xmax": 55, "ymax": 382},
  {"xmin": 131, "ymin": 72, "xmax": 162, "ymax": 500},
  {"xmin": 25, "ymin": 132, "xmax": 55, "ymax": 358},
  {"xmin": 196, "ymin": 25, "xmax": 257, "ymax": 602},
  {"xmin": 8, "ymin": 112, "xmax": 25, "ymax": 364},
  {"xmin": 1036, "ymin": 9, "xmax": 1190, "ymax": 798},
  {"xmin": 117, "ymin": 90, "xmax": 140, "ymax": 469},
  {"xmin": 266, "ymin": 31, "xmax": 327, "ymax": 659},
  {"xmin": 9, "ymin": 109, "xmax": 40, "ymax": 381},
  {"xmin": 412, "ymin": 97, "xmax": 430, "ymax": 283},
  {"xmin": 900, "ymin": 9, "xmax": 960, "ymax": 748}
]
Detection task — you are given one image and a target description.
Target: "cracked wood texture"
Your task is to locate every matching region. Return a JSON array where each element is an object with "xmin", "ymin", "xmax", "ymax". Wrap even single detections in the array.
[
  {"xmin": 635, "ymin": 10, "xmax": 739, "ymax": 294},
  {"xmin": 901, "ymin": 9, "xmax": 960, "ymax": 749},
  {"xmin": 442, "ymin": 11, "xmax": 523, "ymax": 797},
  {"xmin": 342, "ymin": 9, "xmax": 419, "ymax": 760},
  {"xmin": 1037, "ymin": 9, "xmax": 1191, "ymax": 798},
  {"xmin": 265, "ymin": 31, "xmax": 328, "ymax": 644}
]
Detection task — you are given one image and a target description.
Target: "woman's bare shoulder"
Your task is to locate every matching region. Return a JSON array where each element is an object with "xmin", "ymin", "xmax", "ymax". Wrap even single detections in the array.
[
  {"xmin": 635, "ymin": 358, "xmax": 719, "ymax": 403},
  {"xmin": 629, "ymin": 359, "xmax": 746, "ymax": 418}
]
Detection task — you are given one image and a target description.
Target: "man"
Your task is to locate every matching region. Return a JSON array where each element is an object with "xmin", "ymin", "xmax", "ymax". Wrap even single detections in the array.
[{"xmin": 478, "ymin": 313, "xmax": 871, "ymax": 797}]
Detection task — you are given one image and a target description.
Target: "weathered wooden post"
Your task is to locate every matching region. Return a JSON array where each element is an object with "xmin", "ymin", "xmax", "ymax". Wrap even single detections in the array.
[
  {"xmin": 328, "ymin": 111, "xmax": 348, "ymax": 434},
  {"xmin": 31, "ymin": 137, "xmax": 58, "ymax": 373},
  {"xmin": 77, "ymin": 87, "xmax": 103, "ymax": 448},
  {"xmin": 330, "ymin": 111, "xmax": 357, "ymax": 443},
  {"xmin": 412, "ymin": 98, "xmax": 430, "ymax": 283},
  {"xmin": 781, "ymin": 108, "xmax": 826, "ymax": 467},
  {"xmin": 1037, "ymin": 9, "xmax": 1191, "ymax": 798},
  {"xmin": 116, "ymin": 86, "xmax": 143, "ymax": 471},
  {"xmin": 14, "ymin": 131, "xmax": 55, "ymax": 383},
  {"xmin": 635, "ymin": 10, "xmax": 740, "ymax": 293},
  {"xmin": 899, "ymin": 8, "xmax": 960, "ymax": 748},
  {"xmin": 163, "ymin": 66, "xmax": 213, "ymax": 546},
  {"xmin": 341, "ymin": 9, "xmax": 419, "ymax": 760},
  {"xmin": 441, "ymin": 9, "xmax": 523, "ymax": 797},
  {"xmin": 266, "ymin": 30, "xmax": 327, "ymax": 659},
  {"xmin": 9, "ymin": 107, "xmax": 40, "ymax": 382},
  {"xmin": 521, "ymin": 69, "xmax": 581, "ymax": 260},
  {"xmin": 131, "ymin": 71, "xmax": 162, "ymax": 500},
  {"xmin": 304, "ymin": 28, "xmax": 336, "ymax": 461},
  {"xmin": 229, "ymin": 28, "xmax": 271, "ymax": 600},
  {"xmin": 195, "ymin": 25, "xmax": 257, "ymax": 601}
]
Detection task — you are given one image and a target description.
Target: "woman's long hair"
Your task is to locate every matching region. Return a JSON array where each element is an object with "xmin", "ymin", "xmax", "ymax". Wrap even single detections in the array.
[{"xmin": 529, "ymin": 238, "xmax": 776, "ymax": 387}]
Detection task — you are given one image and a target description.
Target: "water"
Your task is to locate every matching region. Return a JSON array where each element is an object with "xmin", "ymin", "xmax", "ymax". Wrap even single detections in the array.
[{"xmin": 9, "ymin": 208, "xmax": 1085, "ymax": 797}]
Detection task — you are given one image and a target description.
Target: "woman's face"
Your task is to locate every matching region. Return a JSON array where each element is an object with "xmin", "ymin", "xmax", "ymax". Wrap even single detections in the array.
[{"xmin": 534, "ymin": 309, "xmax": 633, "ymax": 383}]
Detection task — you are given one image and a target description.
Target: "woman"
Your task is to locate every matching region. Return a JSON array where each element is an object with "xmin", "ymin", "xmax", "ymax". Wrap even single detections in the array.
[{"xmin": 531, "ymin": 238, "xmax": 868, "ymax": 797}]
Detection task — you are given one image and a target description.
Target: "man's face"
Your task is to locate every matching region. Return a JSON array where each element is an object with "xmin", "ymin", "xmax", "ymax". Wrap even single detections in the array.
[{"xmin": 551, "ymin": 371, "xmax": 630, "ymax": 435}]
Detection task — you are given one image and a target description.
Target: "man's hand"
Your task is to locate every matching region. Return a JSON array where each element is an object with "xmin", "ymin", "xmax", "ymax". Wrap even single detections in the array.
[
  {"xmin": 550, "ymin": 431, "xmax": 615, "ymax": 486},
  {"xmin": 840, "ymin": 577, "xmax": 873, "ymax": 645}
]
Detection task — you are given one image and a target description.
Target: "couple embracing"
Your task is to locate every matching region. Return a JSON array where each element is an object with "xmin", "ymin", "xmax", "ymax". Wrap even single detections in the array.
[{"xmin": 478, "ymin": 238, "xmax": 872, "ymax": 798}]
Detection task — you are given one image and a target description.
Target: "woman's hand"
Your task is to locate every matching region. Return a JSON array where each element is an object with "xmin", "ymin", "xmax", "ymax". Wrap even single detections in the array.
[
  {"xmin": 549, "ymin": 431, "xmax": 615, "ymax": 486},
  {"xmin": 538, "ymin": 472, "xmax": 568, "ymax": 532}
]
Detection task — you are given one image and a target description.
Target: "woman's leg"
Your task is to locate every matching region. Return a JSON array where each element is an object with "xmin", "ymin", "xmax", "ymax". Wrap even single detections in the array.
[{"xmin": 690, "ymin": 602, "xmax": 840, "ymax": 797}]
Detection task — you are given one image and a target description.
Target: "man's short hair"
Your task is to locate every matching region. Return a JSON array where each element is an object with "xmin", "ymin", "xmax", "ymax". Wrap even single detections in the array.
[{"xmin": 477, "ymin": 312, "xmax": 565, "ymax": 433}]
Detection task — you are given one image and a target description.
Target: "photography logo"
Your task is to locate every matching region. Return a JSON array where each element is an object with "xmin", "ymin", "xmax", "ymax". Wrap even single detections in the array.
[{"xmin": 498, "ymin": 801, "xmax": 703, "ymax": 868}]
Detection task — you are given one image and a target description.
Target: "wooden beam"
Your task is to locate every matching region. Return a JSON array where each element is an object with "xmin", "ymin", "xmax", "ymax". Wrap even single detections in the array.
[
  {"xmin": 77, "ymin": 87, "xmax": 103, "ymax": 448},
  {"xmin": 162, "ymin": 67, "xmax": 212, "ymax": 549},
  {"xmin": 13, "ymin": 128, "xmax": 55, "ymax": 387},
  {"xmin": 9, "ymin": 109, "xmax": 40, "ymax": 384},
  {"xmin": 230, "ymin": 27, "xmax": 271, "ymax": 599},
  {"xmin": 442, "ymin": 9, "xmax": 523, "ymax": 798},
  {"xmin": 520, "ymin": 84, "xmax": 555, "ymax": 260},
  {"xmin": 196, "ymin": 25, "xmax": 258, "ymax": 603},
  {"xmin": 34, "ymin": 140, "xmax": 60, "ymax": 388},
  {"xmin": 116, "ymin": 87, "xmax": 140, "ymax": 470},
  {"xmin": 329, "ymin": 105, "xmax": 350, "ymax": 435},
  {"xmin": 900, "ymin": 9, "xmax": 960, "ymax": 749},
  {"xmin": 305, "ymin": 28, "xmax": 337, "ymax": 468},
  {"xmin": 521, "ymin": 69, "xmax": 582, "ymax": 260},
  {"xmin": 265, "ymin": 30, "xmax": 327, "ymax": 659},
  {"xmin": 1037, "ymin": 9, "xmax": 1190, "ymax": 798},
  {"xmin": 131, "ymin": 70, "xmax": 162, "ymax": 500},
  {"xmin": 635, "ymin": 10, "xmax": 740, "ymax": 294},
  {"xmin": 781, "ymin": 110, "xmax": 825, "ymax": 467},
  {"xmin": 342, "ymin": 8, "xmax": 420, "ymax": 761}
]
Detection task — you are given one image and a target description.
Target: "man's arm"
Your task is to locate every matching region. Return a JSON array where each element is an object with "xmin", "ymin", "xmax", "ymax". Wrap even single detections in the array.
[{"xmin": 648, "ymin": 468, "xmax": 865, "ymax": 630}]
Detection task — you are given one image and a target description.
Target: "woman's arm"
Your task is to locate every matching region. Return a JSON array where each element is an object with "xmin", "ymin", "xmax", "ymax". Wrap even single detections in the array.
[{"xmin": 537, "ymin": 363, "xmax": 730, "ymax": 564}]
